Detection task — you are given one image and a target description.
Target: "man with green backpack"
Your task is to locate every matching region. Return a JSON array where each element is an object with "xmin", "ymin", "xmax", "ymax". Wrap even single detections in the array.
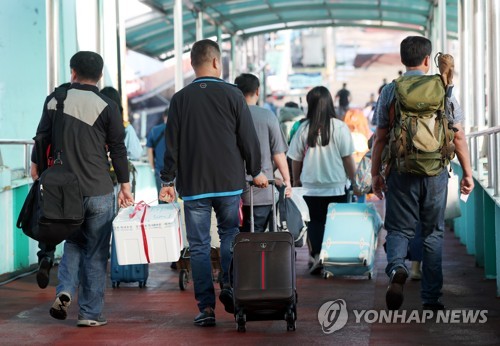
[{"xmin": 371, "ymin": 36, "xmax": 474, "ymax": 311}]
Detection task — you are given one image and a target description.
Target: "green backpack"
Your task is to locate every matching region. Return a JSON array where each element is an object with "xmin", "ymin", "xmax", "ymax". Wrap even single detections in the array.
[{"xmin": 386, "ymin": 74, "xmax": 455, "ymax": 176}]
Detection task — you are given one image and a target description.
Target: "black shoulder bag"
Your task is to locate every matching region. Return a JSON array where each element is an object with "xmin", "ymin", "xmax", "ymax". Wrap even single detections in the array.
[{"xmin": 17, "ymin": 87, "xmax": 84, "ymax": 245}]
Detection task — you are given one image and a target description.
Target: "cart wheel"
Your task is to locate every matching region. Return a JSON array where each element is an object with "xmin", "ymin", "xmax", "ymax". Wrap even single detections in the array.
[
  {"xmin": 112, "ymin": 281, "xmax": 117, "ymax": 288},
  {"xmin": 179, "ymin": 270, "xmax": 189, "ymax": 290}
]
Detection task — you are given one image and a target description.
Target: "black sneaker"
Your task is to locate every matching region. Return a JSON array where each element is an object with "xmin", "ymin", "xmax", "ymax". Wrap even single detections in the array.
[
  {"xmin": 49, "ymin": 293, "xmax": 71, "ymax": 320},
  {"xmin": 37, "ymin": 257, "xmax": 52, "ymax": 289},
  {"xmin": 422, "ymin": 302, "xmax": 445, "ymax": 311},
  {"xmin": 194, "ymin": 307, "xmax": 216, "ymax": 327},
  {"xmin": 386, "ymin": 267, "xmax": 408, "ymax": 310},
  {"xmin": 219, "ymin": 287, "xmax": 234, "ymax": 314}
]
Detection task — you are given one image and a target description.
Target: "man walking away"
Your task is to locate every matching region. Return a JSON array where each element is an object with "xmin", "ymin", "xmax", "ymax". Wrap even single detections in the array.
[
  {"xmin": 159, "ymin": 39, "xmax": 268, "ymax": 327},
  {"xmin": 370, "ymin": 36, "xmax": 474, "ymax": 312},
  {"xmin": 33, "ymin": 51, "xmax": 134, "ymax": 327},
  {"xmin": 235, "ymin": 73, "xmax": 292, "ymax": 232}
]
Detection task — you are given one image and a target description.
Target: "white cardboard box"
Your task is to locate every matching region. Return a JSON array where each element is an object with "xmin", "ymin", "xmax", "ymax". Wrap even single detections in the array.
[{"xmin": 112, "ymin": 203, "xmax": 183, "ymax": 265}]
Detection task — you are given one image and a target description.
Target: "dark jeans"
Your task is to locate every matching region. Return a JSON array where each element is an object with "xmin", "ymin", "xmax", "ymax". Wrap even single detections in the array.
[
  {"xmin": 384, "ymin": 170, "xmax": 448, "ymax": 304},
  {"xmin": 303, "ymin": 194, "xmax": 347, "ymax": 256},
  {"xmin": 240, "ymin": 205, "xmax": 273, "ymax": 233},
  {"xmin": 183, "ymin": 195, "xmax": 240, "ymax": 312},
  {"xmin": 37, "ymin": 242, "xmax": 56, "ymax": 263}
]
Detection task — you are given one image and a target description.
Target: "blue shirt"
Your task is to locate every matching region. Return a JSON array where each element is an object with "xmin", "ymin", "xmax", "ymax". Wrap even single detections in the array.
[
  {"xmin": 146, "ymin": 123, "xmax": 166, "ymax": 172},
  {"xmin": 374, "ymin": 70, "xmax": 464, "ymax": 128}
]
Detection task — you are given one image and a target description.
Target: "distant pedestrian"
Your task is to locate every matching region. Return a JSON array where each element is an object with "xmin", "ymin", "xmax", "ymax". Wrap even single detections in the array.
[
  {"xmin": 335, "ymin": 83, "xmax": 351, "ymax": 120},
  {"xmin": 146, "ymin": 107, "xmax": 169, "ymax": 195},
  {"xmin": 288, "ymin": 86, "xmax": 356, "ymax": 275},
  {"xmin": 235, "ymin": 73, "xmax": 292, "ymax": 233},
  {"xmin": 378, "ymin": 78, "xmax": 388, "ymax": 95},
  {"xmin": 100, "ymin": 87, "xmax": 143, "ymax": 161}
]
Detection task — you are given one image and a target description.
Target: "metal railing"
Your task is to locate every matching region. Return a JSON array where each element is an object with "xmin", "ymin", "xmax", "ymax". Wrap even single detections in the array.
[
  {"xmin": 0, "ymin": 139, "xmax": 34, "ymax": 179},
  {"xmin": 466, "ymin": 126, "xmax": 500, "ymax": 197}
]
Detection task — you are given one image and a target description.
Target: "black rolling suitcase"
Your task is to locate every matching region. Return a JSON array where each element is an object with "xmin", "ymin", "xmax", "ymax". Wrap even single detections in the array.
[{"xmin": 232, "ymin": 181, "xmax": 297, "ymax": 332}]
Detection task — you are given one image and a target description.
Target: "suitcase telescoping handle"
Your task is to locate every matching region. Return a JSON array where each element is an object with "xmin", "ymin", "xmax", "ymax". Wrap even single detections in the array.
[{"xmin": 247, "ymin": 179, "xmax": 276, "ymax": 233}]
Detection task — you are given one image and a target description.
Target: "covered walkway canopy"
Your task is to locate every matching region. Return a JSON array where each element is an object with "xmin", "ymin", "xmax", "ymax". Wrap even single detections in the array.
[{"xmin": 126, "ymin": 0, "xmax": 457, "ymax": 60}]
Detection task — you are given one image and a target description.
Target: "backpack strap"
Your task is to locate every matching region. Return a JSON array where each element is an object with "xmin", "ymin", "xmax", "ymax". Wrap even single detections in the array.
[
  {"xmin": 52, "ymin": 86, "xmax": 68, "ymax": 164},
  {"xmin": 383, "ymin": 99, "xmax": 397, "ymax": 176}
]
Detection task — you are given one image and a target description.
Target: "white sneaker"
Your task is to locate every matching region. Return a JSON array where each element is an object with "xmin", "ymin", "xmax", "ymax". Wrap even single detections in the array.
[
  {"xmin": 49, "ymin": 292, "xmax": 71, "ymax": 320},
  {"xmin": 77, "ymin": 315, "xmax": 108, "ymax": 327}
]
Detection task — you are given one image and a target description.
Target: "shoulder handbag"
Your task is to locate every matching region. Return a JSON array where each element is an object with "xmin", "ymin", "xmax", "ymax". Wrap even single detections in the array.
[
  {"xmin": 277, "ymin": 184, "xmax": 307, "ymax": 247},
  {"xmin": 35, "ymin": 87, "xmax": 84, "ymax": 244},
  {"xmin": 16, "ymin": 179, "xmax": 42, "ymax": 241}
]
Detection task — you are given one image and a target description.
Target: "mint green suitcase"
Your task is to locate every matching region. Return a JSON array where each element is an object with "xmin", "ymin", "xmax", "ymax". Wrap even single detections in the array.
[{"xmin": 320, "ymin": 203, "xmax": 382, "ymax": 279}]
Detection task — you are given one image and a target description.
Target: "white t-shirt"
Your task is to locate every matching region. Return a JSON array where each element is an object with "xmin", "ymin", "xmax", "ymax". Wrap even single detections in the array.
[{"xmin": 287, "ymin": 118, "xmax": 354, "ymax": 196}]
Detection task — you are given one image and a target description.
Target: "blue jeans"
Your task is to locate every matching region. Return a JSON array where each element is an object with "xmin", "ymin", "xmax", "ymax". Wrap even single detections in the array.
[
  {"xmin": 384, "ymin": 170, "xmax": 448, "ymax": 304},
  {"xmin": 240, "ymin": 205, "xmax": 273, "ymax": 233},
  {"xmin": 408, "ymin": 223, "xmax": 423, "ymax": 262},
  {"xmin": 56, "ymin": 192, "xmax": 114, "ymax": 320},
  {"xmin": 183, "ymin": 195, "xmax": 240, "ymax": 312}
]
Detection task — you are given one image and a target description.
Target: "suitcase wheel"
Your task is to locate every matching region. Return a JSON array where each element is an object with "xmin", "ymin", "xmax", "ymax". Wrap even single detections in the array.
[
  {"xmin": 323, "ymin": 271, "xmax": 332, "ymax": 280},
  {"xmin": 236, "ymin": 311, "xmax": 246, "ymax": 332},
  {"xmin": 368, "ymin": 272, "xmax": 373, "ymax": 280},
  {"xmin": 179, "ymin": 269, "xmax": 189, "ymax": 291},
  {"xmin": 112, "ymin": 281, "xmax": 120, "ymax": 288},
  {"xmin": 285, "ymin": 309, "xmax": 296, "ymax": 331},
  {"xmin": 139, "ymin": 281, "xmax": 146, "ymax": 288}
]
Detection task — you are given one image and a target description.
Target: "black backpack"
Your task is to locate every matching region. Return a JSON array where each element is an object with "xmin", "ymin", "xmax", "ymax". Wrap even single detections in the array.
[{"xmin": 17, "ymin": 86, "xmax": 84, "ymax": 245}]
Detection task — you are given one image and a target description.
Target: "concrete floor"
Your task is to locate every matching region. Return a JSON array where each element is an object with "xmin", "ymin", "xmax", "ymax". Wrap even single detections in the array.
[{"xmin": 1, "ymin": 200, "xmax": 499, "ymax": 345}]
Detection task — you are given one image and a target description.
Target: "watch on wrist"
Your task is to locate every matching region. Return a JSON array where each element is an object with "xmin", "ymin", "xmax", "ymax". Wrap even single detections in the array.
[{"xmin": 161, "ymin": 181, "xmax": 175, "ymax": 187}]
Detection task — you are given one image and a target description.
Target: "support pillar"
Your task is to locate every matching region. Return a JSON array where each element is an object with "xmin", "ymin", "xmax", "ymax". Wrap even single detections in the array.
[
  {"xmin": 473, "ymin": 0, "xmax": 486, "ymax": 130},
  {"xmin": 174, "ymin": 0, "xmax": 183, "ymax": 91},
  {"xmin": 489, "ymin": 0, "xmax": 500, "ymax": 128},
  {"xmin": 438, "ymin": 0, "xmax": 447, "ymax": 53},
  {"xmin": 196, "ymin": 10, "xmax": 203, "ymax": 41},
  {"xmin": 460, "ymin": 0, "xmax": 474, "ymax": 132},
  {"xmin": 230, "ymin": 35, "xmax": 236, "ymax": 83}
]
